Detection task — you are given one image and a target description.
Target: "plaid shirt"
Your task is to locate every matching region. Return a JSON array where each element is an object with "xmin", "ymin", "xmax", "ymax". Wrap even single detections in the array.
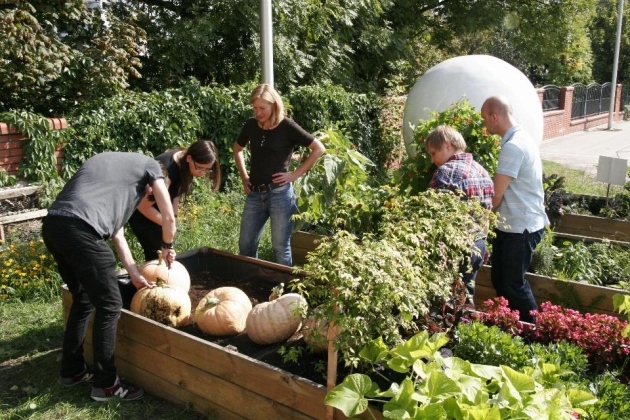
[{"xmin": 429, "ymin": 153, "xmax": 494, "ymax": 209}]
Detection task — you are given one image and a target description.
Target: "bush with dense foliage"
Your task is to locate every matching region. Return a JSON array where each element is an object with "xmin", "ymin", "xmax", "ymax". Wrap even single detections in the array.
[
  {"xmin": 2, "ymin": 80, "xmax": 396, "ymax": 194},
  {"xmin": 292, "ymin": 187, "xmax": 496, "ymax": 367},
  {"xmin": 0, "ymin": 0, "xmax": 145, "ymax": 116},
  {"xmin": 395, "ymin": 98, "xmax": 501, "ymax": 194}
]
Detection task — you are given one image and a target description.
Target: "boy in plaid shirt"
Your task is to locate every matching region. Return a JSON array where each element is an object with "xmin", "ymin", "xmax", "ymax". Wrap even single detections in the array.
[{"xmin": 425, "ymin": 125, "xmax": 494, "ymax": 306}]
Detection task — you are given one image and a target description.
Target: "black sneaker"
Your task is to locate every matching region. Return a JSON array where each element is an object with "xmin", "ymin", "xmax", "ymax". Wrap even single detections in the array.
[
  {"xmin": 59, "ymin": 366, "xmax": 94, "ymax": 387},
  {"xmin": 90, "ymin": 377, "xmax": 145, "ymax": 402}
]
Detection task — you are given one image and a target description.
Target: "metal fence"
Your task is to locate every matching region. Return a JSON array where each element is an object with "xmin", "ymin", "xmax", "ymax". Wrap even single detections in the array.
[
  {"xmin": 623, "ymin": 85, "xmax": 630, "ymax": 110},
  {"xmin": 542, "ymin": 85, "xmax": 561, "ymax": 110},
  {"xmin": 570, "ymin": 82, "xmax": 612, "ymax": 120}
]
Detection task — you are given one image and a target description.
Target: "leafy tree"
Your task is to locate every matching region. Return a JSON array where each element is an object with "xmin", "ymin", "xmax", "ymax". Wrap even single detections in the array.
[
  {"xmin": 589, "ymin": 0, "xmax": 630, "ymax": 85},
  {"xmin": 0, "ymin": 0, "xmax": 145, "ymax": 115},
  {"xmin": 435, "ymin": 0, "xmax": 597, "ymax": 85}
]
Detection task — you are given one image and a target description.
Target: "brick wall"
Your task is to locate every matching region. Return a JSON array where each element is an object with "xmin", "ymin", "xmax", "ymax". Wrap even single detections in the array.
[
  {"xmin": 0, "ymin": 118, "xmax": 66, "ymax": 176},
  {"xmin": 539, "ymin": 84, "xmax": 624, "ymax": 140}
]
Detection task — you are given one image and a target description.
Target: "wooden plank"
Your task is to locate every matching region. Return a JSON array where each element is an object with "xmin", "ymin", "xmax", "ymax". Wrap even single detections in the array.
[
  {"xmin": 115, "ymin": 358, "xmax": 246, "ymax": 420},
  {"xmin": 115, "ymin": 311, "xmax": 329, "ymax": 419},
  {"xmin": 0, "ymin": 185, "xmax": 39, "ymax": 200},
  {"xmin": 115, "ymin": 335, "xmax": 314, "ymax": 420},
  {"xmin": 474, "ymin": 265, "xmax": 629, "ymax": 318},
  {"xmin": 555, "ymin": 214, "xmax": 630, "ymax": 242},
  {"xmin": 291, "ymin": 232, "xmax": 325, "ymax": 266},
  {"xmin": 553, "ymin": 231, "xmax": 630, "ymax": 246},
  {"xmin": 0, "ymin": 209, "xmax": 47, "ymax": 223},
  {"xmin": 62, "ymin": 285, "xmax": 328, "ymax": 420}
]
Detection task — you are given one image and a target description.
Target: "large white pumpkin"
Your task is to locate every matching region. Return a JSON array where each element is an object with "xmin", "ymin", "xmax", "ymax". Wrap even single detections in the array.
[
  {"xmin": 137, "ymin": 251, "xmax": 191, "ymax": 292},
  {"xmin": 246, "ymin": 293, "xmax": 308, "ymax": 345},
  {"xmin": 402, "ymin": 55, "xmax": 543, "ymax": 157}
]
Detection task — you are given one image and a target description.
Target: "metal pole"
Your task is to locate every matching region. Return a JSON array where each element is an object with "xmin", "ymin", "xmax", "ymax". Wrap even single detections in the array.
[
  {"xmin": 260, "ymin": 0, "xmax": 274, "ymax": 87},
  {"xmin": 608, "ymin": 0, "xmax": 625, "ymax": 129}
]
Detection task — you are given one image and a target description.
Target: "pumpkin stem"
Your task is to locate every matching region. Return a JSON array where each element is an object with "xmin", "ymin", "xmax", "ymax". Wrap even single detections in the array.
[
  {"xmin": 203, "ymin": 297, "xmax": 221, "ymax": 309},
  {"xmin": 155, "ymin": 277, "xmax": 167, "ymax": 287},
  {"xmin": 157, "ymin": 250, "xmax": 164, "ymax": 265},
  {"xmin": 269, "ymin": 283, "xmax": 284, "ymax": 301}
]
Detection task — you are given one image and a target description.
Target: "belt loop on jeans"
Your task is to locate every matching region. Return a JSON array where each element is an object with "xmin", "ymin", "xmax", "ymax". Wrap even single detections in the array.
[{"xmin": 252, "ymin": 183, "xmax": 281, "ymax": 193}]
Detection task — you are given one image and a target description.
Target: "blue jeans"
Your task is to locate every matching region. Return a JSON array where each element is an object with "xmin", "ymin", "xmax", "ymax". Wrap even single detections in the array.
[
  {"xmin": 490, "ymin": 228, "xmax": 545, "ymax": 323},
  {"xmin": 239, "ymin": 183, "xmax": 297, "ymax": 266},
  {"xmin": 42, "ymin": 216, "xmax": 121, "ymax": 388}
]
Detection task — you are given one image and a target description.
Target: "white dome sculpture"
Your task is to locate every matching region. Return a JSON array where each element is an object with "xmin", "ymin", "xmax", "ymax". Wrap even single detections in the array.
[{"xmin": 402, "ymin": 55, "xmax": 543, "ymax": 157}]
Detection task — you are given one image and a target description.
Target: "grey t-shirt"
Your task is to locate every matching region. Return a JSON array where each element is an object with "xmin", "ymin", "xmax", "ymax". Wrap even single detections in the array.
[{"xmin": 49, "ymin": 152, "xmax": 164, "ymax": 238}]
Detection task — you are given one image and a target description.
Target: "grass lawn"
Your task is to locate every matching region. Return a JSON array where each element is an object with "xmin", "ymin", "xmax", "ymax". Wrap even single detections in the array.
[
  {"xmin": 542, "ymin": 160, "xmax": 625, "ymax": 197},
  {"xmin": 0, "ymin": 300, "xmax": 207, "ymax": 420}
]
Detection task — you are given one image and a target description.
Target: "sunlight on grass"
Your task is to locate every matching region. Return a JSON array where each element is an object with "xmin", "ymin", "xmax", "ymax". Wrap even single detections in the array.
[
  {"xmin": 543, "ymin": 160, "xmax": 624, "ymax": 196},
  {"xmin": 0, "ymin": 300, "xmax": 208, "ymax": 420}
]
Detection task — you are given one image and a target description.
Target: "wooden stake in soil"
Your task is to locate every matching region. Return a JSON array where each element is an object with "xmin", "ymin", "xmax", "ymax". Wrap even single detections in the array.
[{"xmin": 326, "ymin": 322, "xmax": 338, "ymax": 420}]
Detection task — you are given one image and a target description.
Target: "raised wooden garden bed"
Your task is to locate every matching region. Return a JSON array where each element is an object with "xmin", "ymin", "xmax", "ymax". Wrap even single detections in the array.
[
  {"xmin": 553, "ymin": 213, "xmax": 630, "ymax": 243},
  {"xmin": 62, "ymin": 247, "xmax": 359, "ymax": 419},
  {"xmin": 474, "ymin": 265, "xmax": 628, "ymax": 319},
  {"xmin": 291, "ymin": 231, "xmax": 630, "ymax": 319}
]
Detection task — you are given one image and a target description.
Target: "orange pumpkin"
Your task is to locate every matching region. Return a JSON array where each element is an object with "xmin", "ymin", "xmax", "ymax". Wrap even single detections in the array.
[
  {"xmin": 137, "ymin": 250, "xmax": 190, "ymax": 292},
  {"xmin": 246, "ymin": 293, "xmax": 308, "ymax": 345},
  {"xmin": 130, "ymin": 280, "xmax": 191, "ymax": 328},
  {"xmin": 195, "ymin": 287, "xmax": 252, "ymax": 336}
]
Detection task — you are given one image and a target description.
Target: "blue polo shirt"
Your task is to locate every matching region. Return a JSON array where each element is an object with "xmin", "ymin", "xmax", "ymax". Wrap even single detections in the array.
[{"xmin": 495, "ymin": 125, "xmax": 549, "ymax": 233}]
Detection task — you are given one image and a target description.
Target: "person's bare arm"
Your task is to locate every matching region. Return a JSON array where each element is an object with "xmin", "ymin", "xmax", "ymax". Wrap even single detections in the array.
[
  {"xmin": 151, "ymin": 178, "xmax": 177, "ymax": 266},
  {"xmin": 233, "ymin": 142, "xmax": 252, "ymax": 194},
  {"xmin": 492, "ymin": 173, "xmax": 513, "ymax": 210},
  {"xmin": 112, "ymin": 227, "xmax": 153, "ymax": 289},
  {"xmin": 137, "ymin": 196, "xmax": 163, "ymax": 225}
]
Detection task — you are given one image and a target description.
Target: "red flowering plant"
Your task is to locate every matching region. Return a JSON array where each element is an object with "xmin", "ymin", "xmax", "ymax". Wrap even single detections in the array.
[
  {"xmin": 475, "ymin": 297, "xmax": 630, "ymax": 373},
  {"xmin": 529, "ymin": 301, "xmax": 630, "ymax": 371},
  {"xmin": 472, "ymin": 296, "xmax": 532, "ymax": 336}
]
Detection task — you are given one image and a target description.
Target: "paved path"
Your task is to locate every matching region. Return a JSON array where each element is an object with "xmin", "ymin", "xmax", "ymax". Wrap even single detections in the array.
[{"xmin": 540, "ymin": 119, "xmax": 630, "ymax": 176}]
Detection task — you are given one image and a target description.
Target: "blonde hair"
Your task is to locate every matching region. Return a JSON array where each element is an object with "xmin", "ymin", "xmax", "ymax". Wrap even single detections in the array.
[
  {"xmin": 249, "ymin": 84, "xmax": 285, "ymax": 128},
  {"xmin": 425, "ymin": 125, "xmax": 467, "ymax": 152}
]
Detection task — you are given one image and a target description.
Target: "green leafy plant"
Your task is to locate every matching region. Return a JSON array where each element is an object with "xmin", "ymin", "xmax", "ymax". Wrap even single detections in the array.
[
  {"xmin": 452, "ymin": 321, "xmax": 533, "ymax": 370},
  {"xmin": 394, "ymin": 98, "xmax": 500, "ymax": 194},
  {"xmin": 453, "ymin": 320, "xmax": 589, "ymax": 375},
  {"xmin": 325, "ymin": 331, "xmax": 597, "ymax": 419},
  {"xmin": 0, "ymin": 168, "xmax": 16, "ymax": 187},
  {"xmin": 0, "ymin": 238, "xmax": 61, "ymax": 301},
  {"xmin": 291, "ymin": 188, "xmax": 496, "ymax": 367},
  {"xmin": 531, "ymin": 227, "xmax": 558, "ymax": 276},
  {"xmin": 292, "ymin": 128, "xmax": 375, "ymax": 234},
  {"xmin": 555, "ymin": 240, "xmax": 599, "ymax": 283},
  {"xmin": 543, "ymin": 173, "xmax": 570, "ymax": 226},
  {"xmin": 0, "ymin": 110, "xmax": 66, "ymax": 203}
]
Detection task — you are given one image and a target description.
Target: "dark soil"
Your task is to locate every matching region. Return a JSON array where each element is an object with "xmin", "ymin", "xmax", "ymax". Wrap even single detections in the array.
[{"xmin": 131, "ymin": 271, "xmax": 332, "ymax": 386}]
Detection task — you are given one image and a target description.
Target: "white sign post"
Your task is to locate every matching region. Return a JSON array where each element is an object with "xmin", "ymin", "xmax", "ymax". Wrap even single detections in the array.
[{"xmin": 596, "ymin": 155, "xmax": 628, "ymax": 206}]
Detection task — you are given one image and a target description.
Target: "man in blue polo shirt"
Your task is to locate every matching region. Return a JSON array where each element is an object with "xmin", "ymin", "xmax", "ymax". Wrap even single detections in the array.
[{"xmin": 480, "ymin": 95, "xmax": 549, "ymax": 323}]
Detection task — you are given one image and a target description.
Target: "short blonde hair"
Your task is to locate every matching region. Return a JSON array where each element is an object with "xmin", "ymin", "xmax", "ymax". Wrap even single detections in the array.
[
  {"xmin": 425, "ymin": 125, "xmax": 467, "ymax": 152},
  {"xmin": 249, "ymin": 84, "xmax": 285, "ymax": 128}
]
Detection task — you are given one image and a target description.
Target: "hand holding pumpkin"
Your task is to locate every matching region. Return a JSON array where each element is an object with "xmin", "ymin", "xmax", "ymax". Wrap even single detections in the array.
[{"xmin": 160, "ymin": 247, "xmax": 176, "ymax": 268}]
